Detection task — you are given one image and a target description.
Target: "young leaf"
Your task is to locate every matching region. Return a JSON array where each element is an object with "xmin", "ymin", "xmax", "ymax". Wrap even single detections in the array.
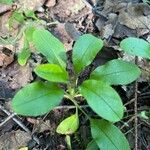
[
  {"xmin": 33, "ymin": 29, "xmax": 67, "ymax": 68},
  {"xmin": 120, "ymin": 37, "xmax": 150, "ymax": 59},
  {"xmin": 56, "ymin": 113, "xmax": 79, "ymax": 135},
  {"xmin": 90, "ymin": 59, "xmax": 141, "ymax": 85},
  {"xmin": 12, "ymin": 82, "xmax": 64, "ymax": 116},
  {"xmin": 0, "ymin": 0, "xmax": 13, "ymax": 4},
  {"xmin": 73, "ymin": 34, "xmax": 103, "ymax": 73},
  {"xmin": 25, "ymin": 26, "xmax": 36, "ymax": 42},
  {"xmin": 86, "ymin": 140, "xmax": 99, "ymax": 150},
  {"xmin": 24, "ymin": 10, "xmax": 37, "ymax": 19},
  {"xmin": 18, "ymin": 37, "xmax": 31, "ymax": 66},
  {"xmin": 9, "ymin": 11, "xmax": 25, "ymax": 28},
  {"xmin": 79, "ymin": 80, "xmax": 124, "ymax": 122},
  {"xmin": 91, "ymin": 119, "xmax": 130, "ymax": 150},
  {"xmin": 34, "ymin": 64, "xmax": 68, "ymax": 83},
  {"xmin": 18, "ymin": 48, "xmax": 31, "ymax": 66}
]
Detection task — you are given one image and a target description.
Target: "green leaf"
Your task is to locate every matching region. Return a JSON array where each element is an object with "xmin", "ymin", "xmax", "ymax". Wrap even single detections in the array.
[
  {"xmin": 25, "ymin": 26, "xmax": 36, "ymax": 42},
  {"xmin": 18, "ymin": 48, "xmax": 31, "ymax": 66},
  {"xmin": 12, "ymin": 82, "xmax": 64, "ymax": 116},
  {"xmin": 86, "ymin": 140, "xmax": 99, "ymax": 150},
  {"xmin": 0, "ymin": 0, "xmax": 13, "ymax": 4},
  {"xmin": 24, "ymin": 10, "xmax": 37, "ymax": 19},
  {"xmin": 79, "ymin": 80, "xmax": 124, "ymax": 122},
  {"xmin": 73, "ymin": 34, "xmax": 103, "ymax": 73},
  {"xmin": 34, "ymin": 64, "xmax": 68, "ymax": 83},
  {"xmin": 33, "ymin": 29, "xmax": 67, "ymax": 68},
  {"xmin": 120, "ymin": 37, "xmax": 150, "ymax": 59},
  {"xmin": 18, "ymin": 38, "xmax": 31, "ymax": 66},
  {"xmin": 91, "ymin": 119, "xmax": 130, "ymax": 150},
  {"xmin": 56, "ymin": 112, "xmax": 79, "ymax": 135},
  {"xmin": 90, "ymin": 59, "xmax": 141, "ymax": 85}
]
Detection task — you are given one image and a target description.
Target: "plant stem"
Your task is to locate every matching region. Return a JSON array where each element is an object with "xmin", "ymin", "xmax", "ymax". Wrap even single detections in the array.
[
  {"xmin": 65, "ymin": 135, "xmax": 72, "ymax": 150},
  {"xmin": 65, "ymin": 94, "xmax": 91, "ymax": 120},
  {"xmin": 134, "ymin": 57, "xmax": 138, "ymax": 150}
]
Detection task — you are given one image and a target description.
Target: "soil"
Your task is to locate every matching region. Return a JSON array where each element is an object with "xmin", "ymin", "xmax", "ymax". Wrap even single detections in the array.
[{"xmin": 0, "ymin": 0, "xmax": 150, "ymax": 150}]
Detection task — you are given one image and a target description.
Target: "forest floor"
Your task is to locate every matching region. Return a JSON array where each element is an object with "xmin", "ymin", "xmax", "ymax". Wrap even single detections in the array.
[{"xmin": 0, "ymin": 0, "xmax": 150, "ymax": 149}]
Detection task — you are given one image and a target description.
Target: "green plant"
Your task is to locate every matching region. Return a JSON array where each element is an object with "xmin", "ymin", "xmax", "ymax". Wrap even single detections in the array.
[
  {"xmin": 0, "ymin": 0, "xmax": 13, "ymax": 4},
  {"xmin": 12, "ymin": 30, "xmax": 150, "ymax": 149},
  {"xmin": 0, "ymin": 2, "xmax": 45, "ymax": 66}
]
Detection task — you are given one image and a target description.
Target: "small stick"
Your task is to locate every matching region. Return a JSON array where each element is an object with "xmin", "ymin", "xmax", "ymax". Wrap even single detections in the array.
[
  {"xmin": 54, "ymin": 105, "xmax": 89, "ymax": 110},
  {"xmin": 0, "ymin": 113, "xmax": 16, "ymax": 128},
  {"xmin": 0, "ymin": 104, "xmax": 40, "ymax": 144},
  {"xmin": 134, "ymin": 57, "xmax": 138, "ymax": 150}
]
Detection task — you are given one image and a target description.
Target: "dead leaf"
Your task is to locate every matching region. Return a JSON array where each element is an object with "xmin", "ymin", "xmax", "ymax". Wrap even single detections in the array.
[
  {"xmin": 101, "ymin": 24, "xmax": 114, "ymax": 39},
  {"xmin": 9, "ymin": 64, "xmax": 33, "ymax": 89},
  {"xmin": 0, "ymin": 130, "xmax": 31, "ymax": 150},
  {"xmin": 119, "ymin": 11, "xmax": 150, "ymax": 29},
  {"xmin": 0, "ymin": 11, "xmax": 12, "ymax": 37},
  {"xmin": 53, "ymin": 23, "xmax": 73, "ymax": 51},
  {"xmin": 0, "ymin": 46, "xmax": 14, "ymax": 67},
  {"xmin": 0, "ymin": 4, "xmax": 12, "ymax": 14},
  {"xmin": 17, "ymin": 0, "xmax": 45, "ymax": 11}
]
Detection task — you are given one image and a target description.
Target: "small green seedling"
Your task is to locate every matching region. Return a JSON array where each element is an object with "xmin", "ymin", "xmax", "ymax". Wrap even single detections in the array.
[
  {"xmin": 0, "ymin": 2, "xmax": 44, "ymax": 66},
  {"xmin": 12, "ymin": 29, "xmax": 150, "ymax": 150}
]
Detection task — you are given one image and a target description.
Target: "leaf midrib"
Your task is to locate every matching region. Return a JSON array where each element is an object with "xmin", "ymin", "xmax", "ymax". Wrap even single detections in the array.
[
  {"xmin": 13, "ymin": 90, "xmax": 62, "ymax": 107},
  {"xmin": 40, "ymin": 33, "xmax": 64, "ymax": 68},
  {"xmin": 74, "ymin": 38, "xmax": 99, "ymax": 67},
  {"xmin": 93, "ymin": 68, "xmax": 137, "ymax": 77},
  {"xmin": 93, "ymin": 123, "xmax": 120, "ymax": 150},
  {"xmin": 83, "ymin": 85, "xmax": 122, "ymax": 121}
]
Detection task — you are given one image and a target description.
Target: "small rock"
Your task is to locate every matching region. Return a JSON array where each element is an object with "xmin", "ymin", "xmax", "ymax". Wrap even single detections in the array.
[{"xmin": 45, "ymin": 0, "xmax": 56, "ymax": 7}]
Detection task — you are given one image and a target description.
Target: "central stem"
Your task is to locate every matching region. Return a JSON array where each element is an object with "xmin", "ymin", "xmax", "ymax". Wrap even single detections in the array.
[{"xmin": 65, "ymin": 93, "xmax": 91, "ymax": 120}]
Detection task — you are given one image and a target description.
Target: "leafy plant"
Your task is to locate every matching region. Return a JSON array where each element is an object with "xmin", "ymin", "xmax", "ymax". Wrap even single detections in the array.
[
  {"xmin": 12, "ymin": 30, "xmax": 150, "ymax": 150},
  {"xmin": 0, "ymin": 3, "xmax": 44, "ymax": 66}
]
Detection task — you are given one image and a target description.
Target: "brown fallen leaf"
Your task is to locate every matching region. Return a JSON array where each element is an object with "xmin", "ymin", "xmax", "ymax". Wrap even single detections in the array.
[
  {"xmin": 0, "ymin": 4, "xmax": 12, "ymax": 14},
  {"xmin": 8, "ymin": 64, "xmax": 33, "ymax": 89},
  {"xmin": 0, "ymin": 11, "xmax": 12, "ymax": 37},
  {"xmin": 0, "ymin": 46, "xmax": 14, "ymax": 67},
  {"xmin": 119, "ymin": 11, "xmax": 150, "ymax": 29},
  {"xmin": 17, "ymin": 0, "xmax": 45, "ymax": 11},
  {"xmin": 0, "ymin": 130, "xmax": 31, "ymax": 149},
  {"xmin": 52, "ymin": 23, "xmax": 73, "ymax": 51}
]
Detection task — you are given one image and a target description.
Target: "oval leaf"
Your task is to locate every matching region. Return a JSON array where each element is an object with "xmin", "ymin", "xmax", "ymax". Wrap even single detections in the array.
[
  {"xmin": 12, "ymin": 82, "xmax": 64, "ymax": 116},
  {"xmin": 79, "ymin": 80, "xmax": 124, "ymax": 122},
  {"xmin": 18, "ymin": 47, "xmax": 31, "ymax": 66},
  {"xmin": 120, "ymin": 37, "xmax": 150, "ymax": 59},
  {"xmin": 18, "ymin": 37, "xmax": 31, "ymax": 66},
  {"xmin": 91, "ymin": 119, "xmax": 130, "ymax": 150},
  {"xmin": 73, "ymin": 34, "xmax": 103, "ymax": 73},
  {"xmin": 56, "ymin": 113, "xmax": 79, "ymax": 135},
  {"xmin": 33, "ymin": 29, "xmax": 67, "ymax": 68},
  {"xmin": 86, "ymin": 140, "xmax": 99, "ymax": 150},
  {"xmin": 90, "ymin": 59, "xmax": 141, "ymax": 85},
  {"xmin": 34, "ymin": 64, "xmax": 68, "ymax": 83},
  {"xmin": 25, "ymin": 26, "xmax": 36, "ymax": 42}
]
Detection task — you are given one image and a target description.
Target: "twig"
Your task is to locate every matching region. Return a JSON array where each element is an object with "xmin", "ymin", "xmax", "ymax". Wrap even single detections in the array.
[
  {"xmin": 0, "ymin": 104, "xmax": 40, "ymax": 144},
  {"xmin": 124, "ymin": 98, "xmax": 135, "ymax": 107},
  {"xmin": 121, "ymin": 115, "xmax": 136, "ymax": 130},
  {"xmin": 54, "ymin": 105, "xmax": 89, "ymax": 110},
  {"xmin": 0, "ymin": 113, "xmax": 16, "ymax": 128},
  {"xmin": 134, "ymin": 57, "xmax": 138, "ymax": 150}
]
